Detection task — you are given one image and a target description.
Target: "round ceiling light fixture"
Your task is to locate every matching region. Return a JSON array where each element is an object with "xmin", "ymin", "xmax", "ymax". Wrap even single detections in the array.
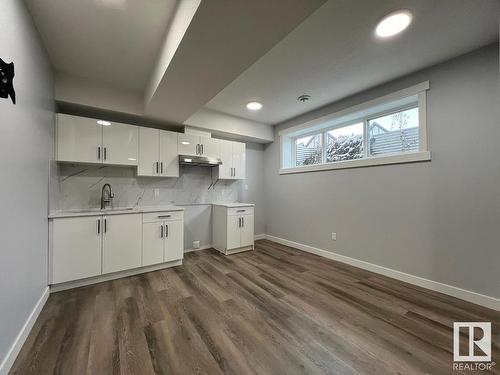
[
  {"xmin": 375, "ymin": 10, "xmax": 412, "ymax": 38},
  {"xmin": 246, "ymin": 101, "xmax": 263, "ymax": 111}
]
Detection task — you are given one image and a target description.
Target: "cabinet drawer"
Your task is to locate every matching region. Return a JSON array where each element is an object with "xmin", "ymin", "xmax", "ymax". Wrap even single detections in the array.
[
  {"xmin": 143, "ymin": 210, "xmax": 184, "ymax": 223},
  {"xmin": 227, "ymin": 207, "xmax": 254, "ymax": 216}
]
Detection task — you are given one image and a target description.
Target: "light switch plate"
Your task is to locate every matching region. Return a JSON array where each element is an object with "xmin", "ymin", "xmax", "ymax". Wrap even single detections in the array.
[{"xmin": 331, "ymin": 232, "xmax": 337, "ymax": 241}]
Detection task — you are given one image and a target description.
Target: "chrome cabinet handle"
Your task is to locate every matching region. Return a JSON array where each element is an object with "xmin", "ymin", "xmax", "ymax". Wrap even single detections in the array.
[
  {"xmin": 160, "ymin": 162, "xmax": 163, "ymax": 174},
  {"xmin": 237, "ymin": 209, "xmax": 245, "ymax": 213},
  {"xmin": 195, "ymin": 144, "xmax": 199, "ymax": 155},
  {"xmin": 157, "ymin": 215, "xmax": 171, "ymax": 219},
  {"xmin": 160, "ymin": 224, "xmax": 164, "ymax": 238},
  {"xmin": 104, "ymin": 147, "xmax": 107, "ymax": 160},
  {"xmin": 201, "ymin": 144, "xmax": 204, "ymax": 155},
  {"xmin": 165, "ymin": 224, "xmax": 168, "ymax": 238},
  {"xmin": 242, "ymin": 217, "xmax": 244, "ymax": 227},
  {"xmin": 156, "ymin": 162, "xmax": 159, "ymax": 174},
  {"xmin": 97, "ymin": 219, "xmax": 100, "ymax": 234},
  {"xmin": 104, "ymin": 218, "xmax": 107, "ymax": 233},
  {"xmin": 97, "ymin": 146, "xmax": 101, "ymax": 160}
]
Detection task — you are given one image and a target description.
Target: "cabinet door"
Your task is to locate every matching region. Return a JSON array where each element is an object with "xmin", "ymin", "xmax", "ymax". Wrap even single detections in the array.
[
  {"xmin": 102, "ymin": 214, "xmax": 142, "ymax": 274},
  {"xmin": 218, "ymin": 140, "xmax": 233, "ymax": 179},
  {"xmin": 160, "ymin": 130, "xmax": 179, "ymax": 177},
  {"xmin": 227, "ymin": 215, "xmax": 241, "ymax": 250},
  {"xmin": 200, "ymin": 137, "xmax": 220, "ymax": 158},
  {"xmin": 142, "ymin": 222, "xmax": 165, "ymax": 266},
  {"xmin": 138, "ymin": 127, "xmax": 160, "ymax": 176},
  {"xmin": 102, "ymin": 122, "xmax": 138, "ymax": 166},
  {"xmin": 232, "ymin": 142, "xmax": 246, "ymax": 179},
  {"xmin": 52, "ymin": 216, "xmax": 102, "ymax": 284},
  {"xmin": 57, "ymin": 114, "xmax": 102, "ymax": 163},
  {"xmin": 178, "ymin": 134, "xmax": 199, "ymax": 156},
  {"xmin": 240, "ymin": 214, "xmax": 254, "ymax": 247},
  {"xmin": 164, "ymin": 220, "xmax": 184, "ymax": 262}
]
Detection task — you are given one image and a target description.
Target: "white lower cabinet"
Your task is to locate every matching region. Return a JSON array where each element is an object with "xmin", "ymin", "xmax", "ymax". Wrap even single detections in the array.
[
  {"xmin": 102, "ymin": 214, "xmax": 142, "ymax": 274},
  {"xmin": 51, "ymin": 216, "xmax": 102, "ymax": 284},
  {"xmin": 213, "ymin": 205, "xmax": 254, "ymax": 255},
  {"xmin": 50, "ymin": 210, "xmax": 184, "ymax": 285},
  {"xmin": 142, "ymin": 211, "xmax": 184, "ymax": 266}
]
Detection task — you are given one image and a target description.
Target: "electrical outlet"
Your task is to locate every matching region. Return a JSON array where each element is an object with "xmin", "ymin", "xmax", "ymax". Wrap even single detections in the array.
[
  {"xmin": 193, "ymin": 240, "xmax": 200, "ymax": 249},
  {"xmin": 331, "ymin": 232, "xmax": 337, "ymax": 241},
  {"xmin": 244, "ymin": 184, "xmax": 249, "ymax": 191}
]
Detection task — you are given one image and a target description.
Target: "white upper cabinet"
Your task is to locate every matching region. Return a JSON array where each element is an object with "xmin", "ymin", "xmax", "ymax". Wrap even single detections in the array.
[
  {"xmin": 56, "ymin": 114, "xmax": 138, "ymax": 166},
  {"xmin": 102, "ymin": 122, "xmax": 138, "ymax": 165},
  {"xmin": 138, "ymin": 128, "xmax": 179, "ymax": 177},
  {"xmin": 138, "ymin": 127, "xmax": 159, "ymax": 176},
  {"xmin": 217, "ymin": 140, "xmax": 246, "ymax": 180},
  {"xmin": 160, "ymin": 130, "xmax": 179, "ymax": 177},
  {"xmin": 56, "ymin": 114, "xmax": 102, "ymax": 163},
  {"xmin": 178, "ymin": 134, "xmax": 220, "ymax": 158},
  {"xmin": 232, "ymin": 141, "xmax": 246, "ymax": 179},
  {"xmin": 178, "ymin": 134, "xmax": 199, "ymax": 156}
]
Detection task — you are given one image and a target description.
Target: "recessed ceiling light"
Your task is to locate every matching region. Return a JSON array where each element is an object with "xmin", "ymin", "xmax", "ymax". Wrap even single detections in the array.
[
  {"xmin": 97, "ymin": 120, "xmax": 111, "ymax": 126},
  {"xmin": 375, "ymin": 10, "xmax": 412, "ymax": 38},
  {"xmin": 181, "ymin": 141, "xmax": 190, "ymax": 145},
  {"xmin": 246, "ymin": 101, "xmax": 263, "ymax": 111}
]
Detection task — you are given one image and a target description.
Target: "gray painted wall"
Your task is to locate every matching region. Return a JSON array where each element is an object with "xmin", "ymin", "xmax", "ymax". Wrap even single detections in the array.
[
  {"xmin": 264, "ymin": 44, "xmax": 500, "ymax": 298},
  {"xmin": 0, "ymin": 0, "xmax": 54, "ymax": 365}
]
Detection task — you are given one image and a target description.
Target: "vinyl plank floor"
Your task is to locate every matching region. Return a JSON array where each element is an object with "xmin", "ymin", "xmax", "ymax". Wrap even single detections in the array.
[{"xmin": 10, "ymin": 239, "xmax": 499, "ymax": 375}]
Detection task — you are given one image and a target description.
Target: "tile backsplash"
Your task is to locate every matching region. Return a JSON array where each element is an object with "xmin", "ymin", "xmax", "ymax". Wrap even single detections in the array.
[{"xmin": 49, "ymin": 161, "xmax": 241, "ymax": 212}]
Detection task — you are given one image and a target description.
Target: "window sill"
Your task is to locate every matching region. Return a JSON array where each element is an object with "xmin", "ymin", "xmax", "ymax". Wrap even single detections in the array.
[{"xmin": 279, "ymin": 151, "xmax": 431, "ymax": 175}]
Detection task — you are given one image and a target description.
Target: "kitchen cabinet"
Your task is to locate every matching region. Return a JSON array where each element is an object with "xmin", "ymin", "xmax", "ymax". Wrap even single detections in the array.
[
  {"xmin": 178, "ymin": 134, "xmax": 220, "ymax": 158},
  {"xmin": 213, "ymin": 204, "xmax": 254, "ymax": 255},
  {"xmin": 49, "ymin": 209, "xmax": 184, "ymax": 286},
  {"xmin": 217, "ymin": 140, "xmax": 246, "ymax": 179},
  {"xmin": 102, "ymin": 213, "xmax": 142, "ymax": 274},
  {"xmin": 138, "ymin": 128, "xmax": 179, "ymax": 177},
  {"xmin": 56, "ymin": 113, "xmax": 138, "ymax": 166},
  {"xmin": 142, "ymin": 211, "xmax": 184, "ymax": 266},
  {"xmin": 51, "ymin": 215, "xmax": 102, "ymax": 284}
]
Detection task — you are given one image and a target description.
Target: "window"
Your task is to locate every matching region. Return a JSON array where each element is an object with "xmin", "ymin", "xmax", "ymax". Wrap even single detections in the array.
[
  {"xmin": 326, "ymin": 122, "xmax": 363, "ymax": 162},
  {"xmin": 294, "ymin": 133, "xmax": 322, "ymax": 166},
  {"xmin": 280, "ymin": 82, "xmax": 430, "ymax": 174}
]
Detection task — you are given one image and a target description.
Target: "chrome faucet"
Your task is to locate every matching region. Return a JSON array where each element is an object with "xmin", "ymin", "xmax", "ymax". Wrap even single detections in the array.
[{"xmin": 101, "ymin": 183, "xmax": 114, "ymax": 209}]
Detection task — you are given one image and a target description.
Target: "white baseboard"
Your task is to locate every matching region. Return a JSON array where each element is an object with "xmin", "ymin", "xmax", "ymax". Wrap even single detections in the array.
[
  {"xmin": 264, "ymin": 235, "xmax": 500, "ymax": 311},
  {"xmin": 0, "ymin": 287, "xmax": 50, "ymax": 375},
  {"xmin": 254, "ymin": 233, "xmax": 266, "ymax": 241}
]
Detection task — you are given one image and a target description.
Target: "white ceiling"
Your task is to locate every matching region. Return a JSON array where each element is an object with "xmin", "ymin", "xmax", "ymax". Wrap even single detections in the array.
[
  {"xmin": 25, "ymin": 0, "xmax": 178, "ymax": 91},
  {"xmin": 204, "ymin": 0, "xmax": 500, "ymax": 125}
]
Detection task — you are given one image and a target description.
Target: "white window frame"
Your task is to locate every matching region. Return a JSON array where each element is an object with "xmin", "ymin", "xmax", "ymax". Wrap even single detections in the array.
[{"xmin": 279, "ymin": 82, "xmax": 430, "ymax": 174}]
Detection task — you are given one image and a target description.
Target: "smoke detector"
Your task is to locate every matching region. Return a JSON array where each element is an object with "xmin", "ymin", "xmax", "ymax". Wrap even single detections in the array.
[{"xmin": 297, "ymin": 94, "xmax": 311, "ymax": 103}]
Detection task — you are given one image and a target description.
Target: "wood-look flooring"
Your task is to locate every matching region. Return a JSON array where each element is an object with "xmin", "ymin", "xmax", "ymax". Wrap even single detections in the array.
[{"xmin": 10, "ymin": 239, "xmax": 499, "ymax": 375}]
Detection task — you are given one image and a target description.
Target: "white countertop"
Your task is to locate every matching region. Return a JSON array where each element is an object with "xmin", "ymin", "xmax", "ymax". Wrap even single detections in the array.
[
  {"xmin": 212, "ymin": 203, "xmax": 255, "ymax": 208},
  {"xmin": 48, "ymin": 205, "xmax": 184, "ymax": 219}
]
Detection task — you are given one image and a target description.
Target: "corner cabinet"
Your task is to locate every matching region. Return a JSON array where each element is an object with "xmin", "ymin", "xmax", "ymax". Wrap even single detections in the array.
[
  {"xmin": 49, "ymin": 210, "xmax": 184, "ymax": 287},
  {"xmin": 213, "ymin": 205, "xmax": 254, "ymax": 255},
  {"xmin": 138, "ymin": 128, "xmax": 179, "ymax": 177},
  {"xmin": 216, "ymin": 140, "xmax": 246, "ymax": 179},
  {"xmin": 56, "ymin": 113, "xmax": 138, "ymax": 166}
]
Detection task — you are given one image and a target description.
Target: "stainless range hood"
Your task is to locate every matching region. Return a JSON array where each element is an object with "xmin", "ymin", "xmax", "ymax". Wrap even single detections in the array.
[{"xmin": 179, "ymin": 154, "xmax": 222, "ymax": 167}]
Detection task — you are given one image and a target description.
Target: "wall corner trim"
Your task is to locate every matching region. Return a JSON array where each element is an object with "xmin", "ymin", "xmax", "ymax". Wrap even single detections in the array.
[
  {"xmin": 261, "ymin": 235, "xmax": 500, "ymax": 311},
  {"xmin": 0, "ymin": 286, "xmax": 50, "ymax": 375}
]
